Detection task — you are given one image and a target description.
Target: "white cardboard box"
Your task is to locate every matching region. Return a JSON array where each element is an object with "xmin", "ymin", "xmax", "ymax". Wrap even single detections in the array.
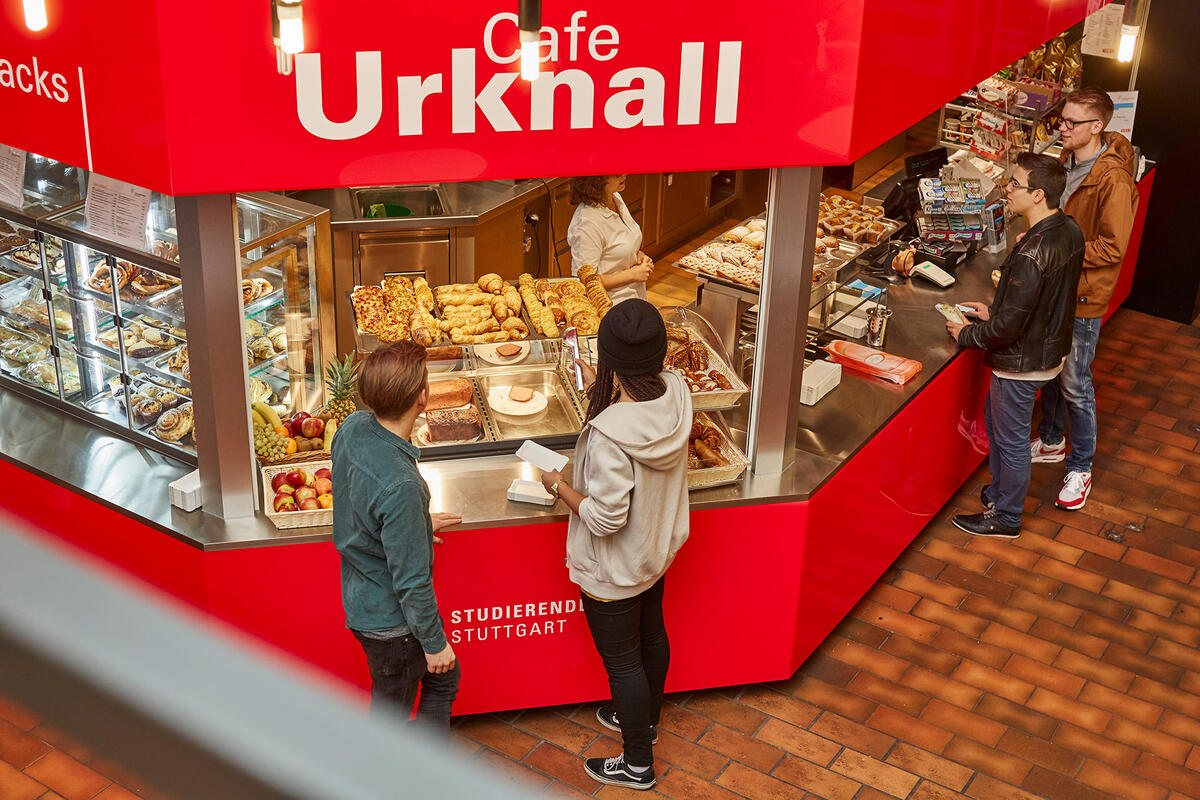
[
  {"xmin": 507, "ymin": 478, "xmax": 557, "ymax": 506},
  {"xmin": 168, "ymin": 469, "xmax": 203, "ymax": 512},
  {"xmin": 800, "ymin": 360, "xmax": 842, "ymax": 406}
]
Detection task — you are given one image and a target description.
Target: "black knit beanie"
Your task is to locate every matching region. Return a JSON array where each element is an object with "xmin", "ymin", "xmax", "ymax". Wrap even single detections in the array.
[{"xmin": 596, "ymin": 299, "xmax": 667, "ymax": 376}]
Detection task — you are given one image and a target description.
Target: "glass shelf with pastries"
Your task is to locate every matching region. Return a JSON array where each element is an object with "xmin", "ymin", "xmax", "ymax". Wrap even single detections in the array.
[
  {"xmin": 46, "ymin": 190, "xmax": 180, "ymax": 266},
  {"xmin": 0, "ymin": 152, "xmax": 88, "ymax": 225},
  {"xmin": 237, "ymin": 194, "xmax": 328, "ymax": 419}
]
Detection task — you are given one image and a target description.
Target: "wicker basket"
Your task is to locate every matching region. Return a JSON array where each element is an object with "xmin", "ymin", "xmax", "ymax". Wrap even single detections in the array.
[
  {"xmin": 688, "ymin": 413, "xmax": 749, "ymax": 490},
  {"xmin": 261, "ymin": 459, "xmax": 333, "ymax": 529},
  {"xmin": 688, "ymin": 342, "xmax": 749, "ymax": 411},
  {"xmin": 257, "ymin": 449, "xmax": 332, "ymax": 468}
]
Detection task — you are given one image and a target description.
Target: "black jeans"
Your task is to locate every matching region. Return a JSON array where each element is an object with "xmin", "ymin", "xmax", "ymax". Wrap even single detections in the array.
[
  {"xmin": 581, "ymin": 575, "xmax": 669, "ymax": 768},
  {"xmin": 352, "ymin": 631, "xmax": 460, "ymax": 735}
]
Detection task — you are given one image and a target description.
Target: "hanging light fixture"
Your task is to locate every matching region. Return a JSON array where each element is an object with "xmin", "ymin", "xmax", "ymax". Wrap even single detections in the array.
[
  {"xmin": 518, "ymin": 0, "xmax": 541, "ymax": 81},
  {"xmin": 23, "ymin": 0, "xmax": 48, "ymax": 31},
  {"xmin": 1118, "ymin": 0, "xmax": 1142, "ymax": 63},
  {"xmin": 271, "ymin": 0, "xmax": 305, "ymax": 75}
]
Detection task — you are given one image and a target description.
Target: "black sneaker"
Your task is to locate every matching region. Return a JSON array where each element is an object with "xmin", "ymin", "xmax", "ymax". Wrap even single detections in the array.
[
  {"xmin": 583, "ymin": 755, "xmax": 656, "ymax": 790},
  {"xmin": 952, "ymin": 509, "xmax": 1020, "ymax": 539},
  {"xmin": 980, "ymin": 484, "xmax": 993, "ymax": 509},
  {"xmin": 596, "ymin": 705, "xmax": 658, "ymax": 744}
]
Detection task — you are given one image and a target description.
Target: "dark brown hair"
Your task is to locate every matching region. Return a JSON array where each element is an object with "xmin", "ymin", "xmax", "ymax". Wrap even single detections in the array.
[
  {"xmin": 358, "ymin": 340, "xmax": 428, "ymax": 420},
  {"xmin": 584, "ymin": 365, "xmax": 666, "ymax": 424},
  {"xmin": 1016, "ymin": 151, "xmax": 1068, "ymax": 209},
  {"xmin": 1064, "ymin": 86, "xmax": 1115, "ymax": 126},
  {"xmin": 568, "ymin": 176, "xmax": 611, "ymax": 207}
]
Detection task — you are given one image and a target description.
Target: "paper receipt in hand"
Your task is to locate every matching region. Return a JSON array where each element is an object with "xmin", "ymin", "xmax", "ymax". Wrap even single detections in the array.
[
  {"xmin": 516, "ymin": 440, "xmax": 568, "ymax": 473},
  {"xmin": 935, "ymin": 303, "xmax": 968, "ymax": 325}
]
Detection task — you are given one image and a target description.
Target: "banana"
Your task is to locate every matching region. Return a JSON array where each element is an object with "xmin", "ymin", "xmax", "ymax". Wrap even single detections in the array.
[
  {"xmin": 252, "ymin": 401, "xmax": 282, "ymax": 429},
  {"xmin": 322, "ymin": 419, "xmax": 337, "ymax": 452},
  {"xmin": 250, "ymin": 407, "xmax": 269, "ymax": 428}
]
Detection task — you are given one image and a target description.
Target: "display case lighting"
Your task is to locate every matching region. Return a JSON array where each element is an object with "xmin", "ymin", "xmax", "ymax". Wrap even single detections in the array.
[
  {"xmin": 23, "ymin": 0, "xmax": 48, "ymax": 31},
  {"xmin": 518, "ymin": 0, "xmax": 541, "ymax": 81},
  {"xmin": 1117, "ymin": 25, "xmax": 1138, "ymax": 62},
  {"xmin": 277, "ymin": 0, "xmax": 304, "ymax": 55}
]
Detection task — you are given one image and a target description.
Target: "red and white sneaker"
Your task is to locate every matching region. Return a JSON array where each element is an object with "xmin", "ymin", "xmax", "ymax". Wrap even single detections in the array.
[
  {"xmin": 1031, "ymin": 437, "xmax": 1068, "ymax": 463},
  {"xmin": 1056, "ymin": 471, "xmax": 1092, "ymax": 511}
]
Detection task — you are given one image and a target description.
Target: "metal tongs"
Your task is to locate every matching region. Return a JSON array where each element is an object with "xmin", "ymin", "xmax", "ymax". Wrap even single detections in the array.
[{"xmin": 562, "ymin": 326, "xmax": 585, "ymax": 391}]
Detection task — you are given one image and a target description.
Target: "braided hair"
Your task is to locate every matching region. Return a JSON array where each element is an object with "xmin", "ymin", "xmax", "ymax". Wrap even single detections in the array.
[{"xmin": 584, "ymin": 363, "xmax": 666, "ymax": 424}]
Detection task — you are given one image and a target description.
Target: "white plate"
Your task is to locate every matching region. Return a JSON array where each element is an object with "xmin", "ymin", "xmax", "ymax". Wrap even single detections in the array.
[
  {"xmin": 475, "ymin": 341, "xmax": 531, "ymax": 366},
  {"xmin": 486, "ymin": 387, "xmax": 548, "ymax": 416}
]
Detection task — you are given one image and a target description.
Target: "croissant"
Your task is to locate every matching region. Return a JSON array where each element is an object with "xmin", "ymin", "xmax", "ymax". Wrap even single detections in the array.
[
  {"xmin": 438, "ymin": 290, "xmax": 493, "ymax": 307},
  {"xmin": 534, "ymin": 278, "xmax": 552, "ymax": 299},
  {"xmin": 558, "ymin": 280, "xmax": 587, "ymax": 299},
  {"xmin": 501, "ymin": 317, "xmax": 529, "ymax": 339},
  {"xmin": 501, "ymin": 285, "xmax": 522, "ymax": 314},
  {"xmin": 694, "ymin": 439, "xmax": 728, "ymax": 467},
  {"xmin": 491, "ymin": 297, "xmax": 510, "ymax": 321},
  {"xmin": 477, "ymin": 273, "xmax": 505, "ymax": 294},
  {"xmin": 409, "ymin": 309, "xmax": 439, "ymax": 347}
]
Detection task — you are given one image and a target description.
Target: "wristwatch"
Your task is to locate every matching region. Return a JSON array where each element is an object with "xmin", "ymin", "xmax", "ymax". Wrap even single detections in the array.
[{"xmin": 548, "ymin": 481, "xmax": 561, "ymax": 498}]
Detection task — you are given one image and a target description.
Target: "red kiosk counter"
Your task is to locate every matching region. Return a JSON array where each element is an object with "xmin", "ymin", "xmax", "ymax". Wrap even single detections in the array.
[{"xmin": 0, "ymin": 0, "xmax": 1145, "ymax": 714}]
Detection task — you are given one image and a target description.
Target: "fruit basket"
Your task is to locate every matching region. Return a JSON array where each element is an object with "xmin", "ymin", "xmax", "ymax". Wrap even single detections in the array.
[{"xmin": 262, "ymin": 460, "xmax": 333, "ymax": 529}]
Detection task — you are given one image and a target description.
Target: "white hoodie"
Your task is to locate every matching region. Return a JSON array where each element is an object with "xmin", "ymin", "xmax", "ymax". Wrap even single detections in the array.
[{"xmin": 567, "ymin": 371, "xmax": 692, "ymax": 600}]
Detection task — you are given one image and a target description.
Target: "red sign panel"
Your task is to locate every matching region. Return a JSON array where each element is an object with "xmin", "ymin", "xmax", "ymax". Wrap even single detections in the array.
[{"xmin": 0, "ymin": 0, "xmax": 1108, "ymax": 195}]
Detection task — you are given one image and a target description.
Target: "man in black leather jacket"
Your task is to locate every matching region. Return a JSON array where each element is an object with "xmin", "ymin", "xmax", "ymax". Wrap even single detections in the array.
[{"xmin": 945, "ymin": 152, "xmax": 1084, "ymax": 538}]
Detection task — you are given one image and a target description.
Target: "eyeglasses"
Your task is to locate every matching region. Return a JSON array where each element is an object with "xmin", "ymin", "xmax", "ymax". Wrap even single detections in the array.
[
  {"xmin": 1059, "ymin": 117, "xmax": 1099, "ymax": 131},
  {"xmin": 1007, "ymin": 177, "xmax": 1031, "ymax": 191}
]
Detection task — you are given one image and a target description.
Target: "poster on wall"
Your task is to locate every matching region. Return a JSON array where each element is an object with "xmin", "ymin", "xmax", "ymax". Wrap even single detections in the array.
[
  {"xmin": 1082, "ymin": 2, "xmax": 1123, "ymax": 58},
  {"xmin": 1106, "ymin": 91, "xmax": 1138, "ymax": 138},
  {"xmin": 84, "ymin": 174, "xmax": 152, "ymax": 251},
  {"xmin": 0, "ymin": 146, "xmax": 26, "ymax": 209}
]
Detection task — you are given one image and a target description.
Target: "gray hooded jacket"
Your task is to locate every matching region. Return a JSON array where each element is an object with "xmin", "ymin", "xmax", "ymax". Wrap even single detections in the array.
[{"xmin": 567, "ymin": 370, "xmax": 692, "ymax": 600}]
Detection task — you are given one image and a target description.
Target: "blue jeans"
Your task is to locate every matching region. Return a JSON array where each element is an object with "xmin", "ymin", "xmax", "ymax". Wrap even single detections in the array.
[
  {"xmin": 1038, "ymin": 317, "xmax": 1102, "ymax": 473},
  {"xmin": 985, "ymin": 374, "xmax": 1051, "ymax": 528}
]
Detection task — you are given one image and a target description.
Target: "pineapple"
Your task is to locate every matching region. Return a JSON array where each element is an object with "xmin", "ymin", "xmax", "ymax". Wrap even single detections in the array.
[{"xmin": 323, "ymin": 353, "xmax": 359, "ymax": 424}]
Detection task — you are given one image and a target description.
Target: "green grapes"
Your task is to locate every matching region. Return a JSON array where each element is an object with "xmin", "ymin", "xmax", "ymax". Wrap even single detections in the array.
[{"xmin": 254, "ymin": 423, "xmax": 286, "ymax": 461}]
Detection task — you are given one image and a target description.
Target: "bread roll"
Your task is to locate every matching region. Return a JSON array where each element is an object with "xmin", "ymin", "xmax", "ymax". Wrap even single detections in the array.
[{"xmin": 426, "ymin": 378, "xmax": 474, "ymax": 410}]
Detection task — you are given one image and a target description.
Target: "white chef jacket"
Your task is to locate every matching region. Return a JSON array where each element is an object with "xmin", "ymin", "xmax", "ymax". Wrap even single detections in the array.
[{"xmin": 566, "ymin": 192, "xmax": 644, "ymax": 305}]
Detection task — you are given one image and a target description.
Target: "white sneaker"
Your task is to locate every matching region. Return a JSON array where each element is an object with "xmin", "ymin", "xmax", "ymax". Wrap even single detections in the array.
[
  {"xmin": 1031, "ymin": 438, "xmax": 1068, "ymax": 463},
  {"xmin": 1056, "ymin": 471, "xmax": 1092, "ymax": 511}
]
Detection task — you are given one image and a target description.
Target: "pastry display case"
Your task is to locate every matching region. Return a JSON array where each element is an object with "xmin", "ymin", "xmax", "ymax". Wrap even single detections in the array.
[{"xmin": 0, "ymin": 175, "xmax": 332, "ymax": 466}]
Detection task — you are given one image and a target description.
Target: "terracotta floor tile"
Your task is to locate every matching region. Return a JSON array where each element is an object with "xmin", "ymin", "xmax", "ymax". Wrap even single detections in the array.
[
  {"xmin": 808, "ymin": 711, "xmax": 894, "ymax": 760},
  {"xmin": 654, "ymin": 768, "xmax": 744, "ymax": 800},
  {"xmin": 828, "ymin": 749, "xmax": 919, "ymax": 798},
  {"xmin": 957, "ymin": 593, "xmax": 1037, "ymax": 632},
  {"xmin": 0, "ymin": 761, "xmax": 47, "ymax": 800},
  {"xmin": 950, "ymin": 661, "xmax": 1035, "ymax": 705},
  {"xmin": 942, "ymin": 736, "xmax": 1032, "ymax": 786},
  {"xmin": 649, "ymin": 731, "xmax": 729, "ymax": 780},
  {"xmin": 752, "ymin": 718, "xmax": 840, "ymax": 767},
  {"xmin": 682, "ymin": 693, "xmax": 767, "ymax": 736},
  {"xmin": 1020, "ymin": 764, "xmax": 1113, "ymax": 800},
  {"xmin": 865, "ymin": 706, "xmax": 952, "ymax": 755},
  {"xmin": 1051, "ymin": 722, "xmax": 1139, "ymax": 771},
  {"xmin": 22, "ymin": 750, "xmax": 110, "ymax": 800},
  {"xmin": 911, "ymin": 780, "xmax": 972, "ymax": 800},
  {"xmin": 734, "ymin": 687, "xmax": 819, "ymax": 731},
  {"xmin": 0, "ymin": 719, "xmax": 51, "ymax": 771},
  {"xmin": 919, "ymin": 699, "xmax": 1005, "ymax": 747},
  {"xmin": 1133, "ymin": 753, "xmax": 1200, "ymax": 796},
  {"xmin": 827, "ymin": 637, "xmax": 909, "ymax": 682},
  {"xmin": 885, "ymin": 742, "xmax": 973, "ymax": 792},
  {"xmin": 881, "ymin": 634, "xmax": 962, "ymax": 675},
  {"xmin": 456, "ymin": 713, "xmax": 541, "ymax": 759},
  {"xmin": 1106, "ymin": 717, "xmax": 1192, "ymax": 764},
  {"xmin": 696, "ymin": 724, "xmax": 783, "ymax": 773},
  {"xmin": 0, "ymin": 699, "xmax": 40, "ymax": 732},
  {"xmin": 1002, "ymin": 653, "xmax": 1086, "ymax": 697},
  {"xmin": 474, "ymin": 747, "xmax": 553, "ymax": 792},
  {"xmin": 93, "ymin": 786, "xmax": 142, "ymax": 800},
  {"xmin": 1078, "ymin": 759, "xmax": 1171, "ymax": 800},
  {"xmin": 522, "ymin": 743, "xmax": 598, "ymax": 793},
  {"xmin": 769, "ymin": 755, "xmax": 860, "ymax": 800}
]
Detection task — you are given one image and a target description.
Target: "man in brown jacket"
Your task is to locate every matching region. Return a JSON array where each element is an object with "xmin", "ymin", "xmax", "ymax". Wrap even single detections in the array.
[{"xmin": 1030, "ymin": 87, "xmax": 1139, "ymax": 511}]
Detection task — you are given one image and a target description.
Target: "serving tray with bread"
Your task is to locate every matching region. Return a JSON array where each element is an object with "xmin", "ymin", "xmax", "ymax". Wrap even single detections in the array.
[{"xmin": 687, "ymin": 412, "xmax": 750, "ymax": 490}]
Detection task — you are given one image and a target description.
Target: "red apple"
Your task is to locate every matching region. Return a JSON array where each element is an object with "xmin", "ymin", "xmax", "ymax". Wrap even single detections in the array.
[
  {"xmin": 299, "ymin": 498, "xmax": 321, "ymax": 511},
  {"xmin": 285, "ymin": 469, "xmax": 308, "ymax": 488},
  {"xmin": 294, "ymin": 486, "xmax": 318, "ymax": 503},
  {"xmin": 314, "ymin": 468, "xmax": 332, "ymax": 481},
  {"xmin": 300, "ymin": 416, "xmax": 325, "ymax": 439},
  {"xmin": 273, "ymin": 493, "xmax": 297, "ymax": 512},
  {"xmin": 312, "ymin": 477, "xmax": 332, "ymax": 496},
  {"xmin": 294, "ymin": 411, "xmax": 310, "ymax": 423},
  {"xmin": 317, "ymin": 493, "xmax": 333, "ymax": 509},
  {"xmin": 271, "ymin": 473, "xmax": 291, "ymax": 492},
  {"xmin": 285, "ymin": 419, "xmax": 303, "ymax": 437}
]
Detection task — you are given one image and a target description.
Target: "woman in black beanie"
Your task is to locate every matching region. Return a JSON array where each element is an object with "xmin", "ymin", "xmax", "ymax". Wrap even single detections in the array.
[{"xmin": 541, "ymin": 300, "xmax": 692, "ymax": 790}]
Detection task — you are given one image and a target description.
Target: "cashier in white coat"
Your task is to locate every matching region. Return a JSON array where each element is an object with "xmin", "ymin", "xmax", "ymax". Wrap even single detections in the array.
[{"xmin": 566, "ymin": 175, "xmax": 654, "ymax": 306}]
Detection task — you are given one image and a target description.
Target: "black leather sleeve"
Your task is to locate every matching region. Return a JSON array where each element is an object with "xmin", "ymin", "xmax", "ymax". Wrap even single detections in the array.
[{"xmin": 958, "ymin": 253, "xmax": 1042, "ymax": 351}]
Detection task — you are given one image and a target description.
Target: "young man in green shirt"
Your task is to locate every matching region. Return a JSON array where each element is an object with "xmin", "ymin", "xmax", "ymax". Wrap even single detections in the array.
[{"xmin": 332, "ymin": 340, "xmax": 462, "ymax": 732}]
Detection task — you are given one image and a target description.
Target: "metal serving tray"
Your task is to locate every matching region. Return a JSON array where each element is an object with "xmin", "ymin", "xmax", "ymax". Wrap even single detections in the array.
[{"xmin": 476, "ymin": 367, "xmax": 582, "ymax": 441}]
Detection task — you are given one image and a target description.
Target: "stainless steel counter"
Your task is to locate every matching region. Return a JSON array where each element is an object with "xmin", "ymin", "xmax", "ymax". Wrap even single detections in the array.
[
  {"xmin": 0, "ymin": 248, "xmax": 1002, "ymax": 552},
  {"xmin": 285, "ymin": 180, "xmax": 550, "ymax": 230}
]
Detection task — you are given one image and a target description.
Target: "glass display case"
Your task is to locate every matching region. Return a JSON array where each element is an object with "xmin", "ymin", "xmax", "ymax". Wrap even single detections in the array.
[
  {"xmin": 0, "ymin": 169, "xmax": 332, "ymax": 465},
  {"xmin": 237, "ymin": 194, "xmax": 327, "ymax": 417}
]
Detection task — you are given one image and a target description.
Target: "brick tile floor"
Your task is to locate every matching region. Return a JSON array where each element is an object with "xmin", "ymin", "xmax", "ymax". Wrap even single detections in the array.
[{"xmin": 5, "ymin": 307, "xmax": 1200, "ymax": 799}]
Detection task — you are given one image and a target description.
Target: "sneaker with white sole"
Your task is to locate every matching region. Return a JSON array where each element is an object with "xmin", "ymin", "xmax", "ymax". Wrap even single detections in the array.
[
  {"xmin": 1056, "ymin": 471, "xmax": 1092, "ymax": 511},
  {"xmin": 596, "ymin": 706, "xmax": 658, "ymax": 744},
  {"xmin": 1031, "ymin": 437, "xmax": 1068, "ymax": 463},
  {"xmin": 583, "ymin": 755, "xmax": 656, "ymax": 790}
]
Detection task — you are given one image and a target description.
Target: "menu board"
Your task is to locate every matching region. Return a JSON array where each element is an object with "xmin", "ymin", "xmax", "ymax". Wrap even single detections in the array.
[
  {"xmin": 1106, "ymin": 91, "xmax": 1138, "ymax": 139},
  {"xmin": 84, "ymin": 173, "xmax": 151, "ymax": 251},
  {"xmin": 1082, "ymin": 2, "xmax": 1123, "ymax": 58},
  {"xmin": 0, "ymin": 146, "xmax": 26, "ymax": 208}
]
